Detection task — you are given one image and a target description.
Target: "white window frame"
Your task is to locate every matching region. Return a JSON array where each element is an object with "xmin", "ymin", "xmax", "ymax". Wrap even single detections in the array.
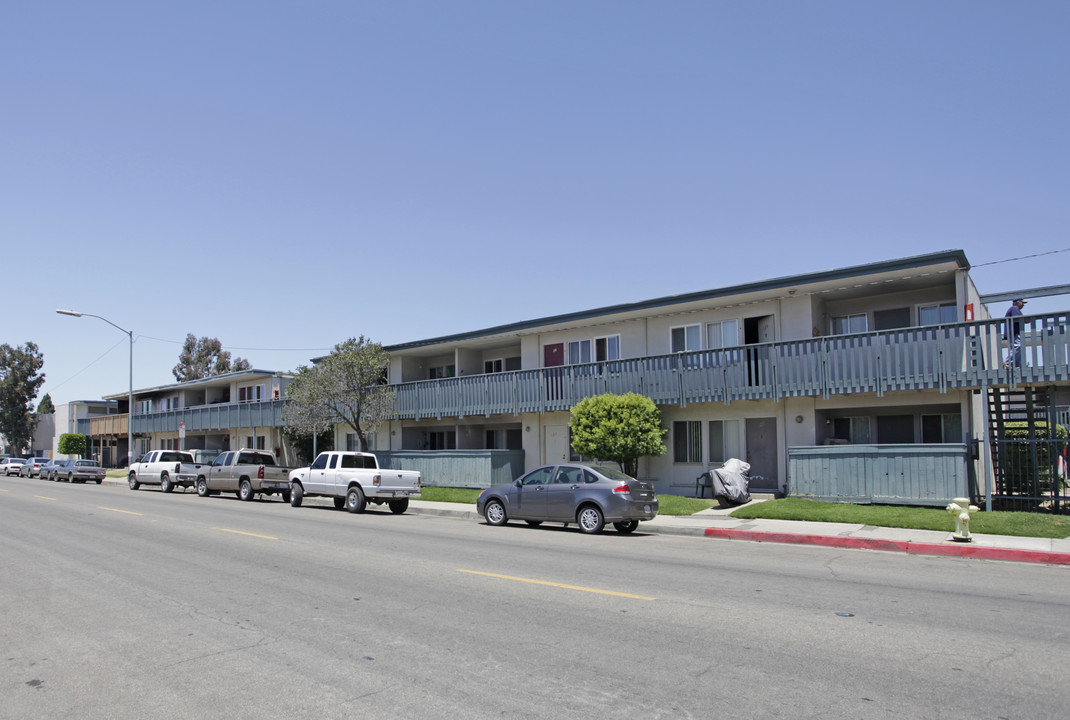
[
  {"xmin": 673, "ymin": 420, "xmax": 703, "ymax": 463},
  {"xmin": 832, "ymin": 416, "xmax": 871, "ymax": 443},
  {"xmin": 706, "ymin": 320, "xmax": 739, "ymax": 349},
  {"xmin": 671, "ymin": 325, "xmax": 702, "ymax": 353},
  {"xmin": 238, "ymin": 384, "xmax": 266, "ymax": 404},
  {"xmin": 568, "ymin": 340, "xmax": 592, "ymax": 365},
  {"xmin": 830, "ymin": 313, "xmax": 868, "ymax": 335},
  {"xmin": 917, "ymin": 302, "xmax": 957, "ymax": 326},
  {"xmin": 429, "ymin": 364, "xmax": 455, "ymax": 379},
  {"xmin": 922, "ymin": 413, "xmax": 962, "ymax": 443},
  {"xmin": 594, "ymin": 335, "xmax": 621, "ymax": 362},
  {"xmin": 484, "ymin": 358, "xmax": 504, "ymax": 374}
]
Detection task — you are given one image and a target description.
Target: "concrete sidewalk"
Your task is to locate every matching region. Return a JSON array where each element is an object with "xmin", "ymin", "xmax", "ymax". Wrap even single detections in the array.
[{"xmin": 405, "ymin": 499, "xmax": 1070, "ymax": 566}]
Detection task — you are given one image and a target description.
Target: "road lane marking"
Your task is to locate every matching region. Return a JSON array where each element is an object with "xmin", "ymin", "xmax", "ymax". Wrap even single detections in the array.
[
  {"xmin": 99, "ymin": 507, "xmax": 144, "ymax": 516},
  {"xmin": 35, "ymin": 496, "xmax": 56, "ymax": 501},
  {"xmin": 457, "ymin": 569, "xmax": 655, "ymax": 600},
  {"xmin": 215, "ymin": 528, "xmax": 277, "ymax": 540}
]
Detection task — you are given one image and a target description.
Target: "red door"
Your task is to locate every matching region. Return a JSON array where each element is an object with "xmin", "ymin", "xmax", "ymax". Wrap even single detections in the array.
[{"xmin": 544, "ymin": 343, "xmax": 565, "ymax": 404}]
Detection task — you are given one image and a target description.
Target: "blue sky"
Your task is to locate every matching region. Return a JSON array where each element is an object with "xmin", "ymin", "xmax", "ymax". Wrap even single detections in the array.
[{"xmin": 4, "ymin": 1, "xmax": 1068, "ymax": 406}]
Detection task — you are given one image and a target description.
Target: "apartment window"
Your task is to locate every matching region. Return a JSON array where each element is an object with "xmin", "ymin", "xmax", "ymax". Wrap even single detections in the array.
[
  {"xmin": 428, "ymin": 431, "xmax": 456, "ymax": 450},
  {"xmin": 429, "ymin": 365, "xmax": 455, "ymax": 379},
  {"xmin": 706, "ymin": 320, "xmax": 739, "ymax": 349},
  {"xmin": 594, "ymin": 335, "xmax": 620, "ymax": 361},
  {"xmin": 922, "ymin": 414, "xmax": 962, "ymax": 443},
  {"xmin": 346, "ymin": 433, "xmax": 360, "ymax": 451},
  {"xmin": 568, "ymin": 340, "xmax": 592, "ymax": 365},
  {"xmin": 135, "ymin": 399, "xmax": 153, "ymax": 414},
  {"xmin": 671, "ymin": 325, "xmax": 702, "ymax": 353},
  {"xmin": 244, "ymin": 435, "xmax": 266, "ymax": 450},
  {"xmin": 484, "ymin": 359, "xmax": 504, "ymax": 374},
  {"xmin": 505, "ymin": 357, "xmax": 522, "ymax": 371},
  {"xmin": 832, "ymin": 417, "xmax": 871, "ymax": 444},
  {"xmin": 238, "ymin": 385, "xmax": 265, "ymax": 403},
  {"xmin": 673, "ymin": 421, "xmax": 703, "ymax": 463},
  {"xmin": 708, "ymin": 421, "xmax": 726, "ymax": 464},
  {"xmin": 919, "ymin": 303, "xmax": 957, "ymax": 326},
  {"xmin": 830, "ymin": 313, "xmax": 868, "ymax": 335}
]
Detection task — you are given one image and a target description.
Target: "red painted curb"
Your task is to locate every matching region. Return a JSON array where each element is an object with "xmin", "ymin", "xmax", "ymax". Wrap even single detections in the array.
[{"xmin": 702, "ymin": 528, "xmax": 1070, "ymax": 565}]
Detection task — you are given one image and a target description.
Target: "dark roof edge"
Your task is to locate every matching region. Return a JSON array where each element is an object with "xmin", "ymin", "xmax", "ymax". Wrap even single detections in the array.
[
  {"xmin": 386, "ymin": 249, "xmax": 969, "ymax": 352},
  {"xmin": 101, "ymin": 368, "xmax": 293, "ymax": 401}
]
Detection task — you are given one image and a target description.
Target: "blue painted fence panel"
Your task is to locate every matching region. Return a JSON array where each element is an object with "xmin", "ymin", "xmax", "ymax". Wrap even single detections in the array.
[{"xmin": 788, "ymin": 444, "xmax": 969, "ymax": 506}]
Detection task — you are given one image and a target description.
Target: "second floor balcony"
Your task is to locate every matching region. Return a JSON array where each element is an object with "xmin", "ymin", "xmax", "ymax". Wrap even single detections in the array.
[
  {"xmin": 391, "ymin": 313, "xmax": 1070, "ymax": 419},
  {"xmin": 78, "ymin": 399, "xmax": 288, "ymax": 436}
]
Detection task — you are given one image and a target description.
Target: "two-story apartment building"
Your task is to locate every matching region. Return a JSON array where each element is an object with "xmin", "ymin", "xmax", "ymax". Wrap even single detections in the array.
[
  {"xmin": 369, "ymin": 249, "xmax": 1068, "ymax": 499},
  {"xmin": 81, "ymin": 369, "xmax": 295, "ymax": 465},
  {"xmin": 54, "ymin": 399, "xmax": 118, "ymax": 462}
]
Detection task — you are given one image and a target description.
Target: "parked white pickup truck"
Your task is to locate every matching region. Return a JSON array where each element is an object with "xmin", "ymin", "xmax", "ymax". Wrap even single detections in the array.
[
  {"xmin": 128, "ymin": 450, "xmax": 199, "ymax": 493},
  {"xmin": 194, "ymin": 449, "xmax": 292, "ymax": 502},
  {"xmin": 288, "ymin": 451, "xmax": 422, "ymax": 514}
]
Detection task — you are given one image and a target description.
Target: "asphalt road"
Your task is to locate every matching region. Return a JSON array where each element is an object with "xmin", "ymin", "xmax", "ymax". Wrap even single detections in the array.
[{"xmin": 2, "ymin": 476, "xmax": 1069, "ymax": 719}]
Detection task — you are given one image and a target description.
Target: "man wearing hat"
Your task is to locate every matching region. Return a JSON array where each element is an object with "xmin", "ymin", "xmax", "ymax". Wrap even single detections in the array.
[{"xmin": 1004, "ymin": 298, "xmax": 1027, "ymax": 367}]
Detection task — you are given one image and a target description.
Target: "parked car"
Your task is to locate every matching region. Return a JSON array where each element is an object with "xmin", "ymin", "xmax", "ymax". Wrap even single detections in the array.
[
  {"xmin": 287, "ymin": 451, "xmax": 422, "ymax": 514},
  {"xmin": 40, "ymin": 459, "xmax": 65, "ymax": 481},
  {"xmin": 19, "ymin": 457, "xmax": 51, "ymax": 478},
  {"xmin": 128, "ymin": 451, "xmax": 200, "ymax": 492},
  {"xmin": 195, "ymin": 449, "xmax": 292, "ymax": 502},
  {"xmin": 1, "ymin": 458, "xmax": 27, "ymax": 476},
  {"xmin": 476, "ymin": 463, "xmax": 659, "ymax": 534},
  {"xmin": 56, "ymin": 458, "xmax": 107, "ymax": 484}
]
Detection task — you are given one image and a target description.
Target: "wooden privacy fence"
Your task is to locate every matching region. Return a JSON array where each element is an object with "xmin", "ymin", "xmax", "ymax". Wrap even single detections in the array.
[{"xmin": 787, "ymin": 444, "xmax": 971, "ymax": 506}]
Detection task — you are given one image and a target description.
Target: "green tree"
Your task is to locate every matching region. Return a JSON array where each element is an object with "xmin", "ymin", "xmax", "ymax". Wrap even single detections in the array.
[
  {"xmin": 58, "ymin": 433, "xmax": 87, "ymax": 457},
  {"xmin": 282, "ymin": 336, "xmax": 394, "ymax": 452},
  {"xmin": 0, "ymin": 342, "xmax": 46, "ymax": 454},
  {"xmin": 172, "ymin": 334, "xmax": 252, "ymax": 382},
  {"xmin": 37, "ymin": 393, "xmax": 55, "ymax": 414},
  {"xmin": 569, "ymin": 392, "xmax": 667, "ymax": 477},
  {"xmin": 282, "ymin": 426, "xmax": 335, "ymax": 465}
]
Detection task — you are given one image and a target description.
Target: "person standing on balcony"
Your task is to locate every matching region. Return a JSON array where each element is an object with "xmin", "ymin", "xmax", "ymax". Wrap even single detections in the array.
[{"xmin": 1003, "ymin": 298, "xmax": 1027, "ymax": 367}]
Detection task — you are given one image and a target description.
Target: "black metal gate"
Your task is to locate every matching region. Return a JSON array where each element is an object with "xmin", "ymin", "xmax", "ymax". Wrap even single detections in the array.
[{"xmin": 987, "ymin": 387, "xmax": 1069, "ymax": 512}]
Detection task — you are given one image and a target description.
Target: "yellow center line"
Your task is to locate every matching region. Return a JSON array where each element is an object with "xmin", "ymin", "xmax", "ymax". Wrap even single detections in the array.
[
  {"xmin": 457, "ymin": 569, "xmax": 656, "ymax": 600},
  {"xmin": 0, "ymin": 488, "xmax": 8, "ymax": 492},
  {"xmin": 35, "ymin": 496, "xmax": 56, "ymax": 501},
  {"xmin": 100, "ymin": 507, "xmax": 143, "ymax": 516},
  {"xmin": 215, "ymin": 528, "xmax": 277, "ymax": 540}
]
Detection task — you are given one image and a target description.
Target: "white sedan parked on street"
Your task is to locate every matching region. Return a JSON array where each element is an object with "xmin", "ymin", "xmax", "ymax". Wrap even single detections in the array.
[{"xmin": 1, "ymin": 458, "xmax": 27, "ymax": 476}]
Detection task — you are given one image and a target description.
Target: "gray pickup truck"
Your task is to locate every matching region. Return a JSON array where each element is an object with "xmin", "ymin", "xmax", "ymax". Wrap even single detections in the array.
[{"xmin": 194, "ymin": 449, "xmax": 292, "ymax": 502}]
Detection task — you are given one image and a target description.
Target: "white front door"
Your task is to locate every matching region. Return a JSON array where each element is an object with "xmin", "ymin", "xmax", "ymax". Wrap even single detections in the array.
[{"xmin": 544, "ymin": 425, "xmax": 569, "ymax": 466}]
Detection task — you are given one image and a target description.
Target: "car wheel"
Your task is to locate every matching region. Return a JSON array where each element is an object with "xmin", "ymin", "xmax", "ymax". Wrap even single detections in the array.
[
  {"xmin": 281, "ymin": 490, "xmax": 291, "ymax": 504},
  {"xmin": 196, "ymin": 477, "xmax": 209, "ymax": 497},
  {"xmin": 333, "ymin": 497, "xmax": 345, "ymax": 510},
  {"xmin": 160, "ymin": 473, "xmax": 173, "ymax": 493},
  {"xmin": 239, "ymin": 479, "xmax": 254, "ymax": 502},
  {"xmin": 485, "ymin": 499, "xmax": 507, "ymax": 526},
  {"xmin": 346, "ymin": 486, "xmax": 366, "ymax": 514},
  {"xmin": 388, "ymin": 498, "xmax": 409, "ymax": 515},
  {"xmin": 525, "ymin": 520, "xmax": 543, "ymax": 527},
  {"xmin": 95, "ymin": 479, "xmax": 103, "ymax": 484},
  {"xmin": 613, "ymin": 520, "xmax": 639, "ymax": 534},
  {"xmin": 290, "ymin": 483, "xmax": 304, "ymax": 507},
  {"xmin": 128, "ymin": 473, "xmax": 140, "ymax": 491},
  {"xmin": 577, "ymin": 505, "xmax": 605, "ymax": 534}
]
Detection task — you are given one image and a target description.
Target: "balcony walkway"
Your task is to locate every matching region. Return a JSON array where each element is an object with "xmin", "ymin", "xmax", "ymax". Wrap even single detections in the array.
[{"xmin": 393, "ymin": 313, "xmax": 1070, "ymax": 419}]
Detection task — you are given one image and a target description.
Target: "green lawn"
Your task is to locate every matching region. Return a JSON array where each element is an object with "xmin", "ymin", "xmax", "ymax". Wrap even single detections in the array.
[{"xmin": 730, "ymin": 498, "xmax": 1070, "ymax": 539}]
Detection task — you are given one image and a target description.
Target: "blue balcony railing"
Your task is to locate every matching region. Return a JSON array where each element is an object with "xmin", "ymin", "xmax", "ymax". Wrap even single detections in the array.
[{"xmin": 391, "ymin": 312, "xmax": 1070, "ymax": 419}]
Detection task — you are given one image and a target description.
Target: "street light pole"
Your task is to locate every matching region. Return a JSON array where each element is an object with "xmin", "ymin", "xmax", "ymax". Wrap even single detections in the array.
[{"xmin": 56, "ymin": 309, "xmax": 134, "ymax": 468}]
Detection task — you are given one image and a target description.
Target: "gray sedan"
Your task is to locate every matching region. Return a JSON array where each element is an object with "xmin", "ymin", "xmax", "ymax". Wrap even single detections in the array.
[
  {"xmin": 477, "ymin": 463, "xmax": 658, "ymax": 534},
  {"xmin": 57, "ymin": 459, "xmax": 107, "ymax": 484}
]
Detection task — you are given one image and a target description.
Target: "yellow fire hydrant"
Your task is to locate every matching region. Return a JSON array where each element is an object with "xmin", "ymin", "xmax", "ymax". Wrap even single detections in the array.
[{"xmin": 946, "ymin": 497, "xmax": 979, "ymax": 542}]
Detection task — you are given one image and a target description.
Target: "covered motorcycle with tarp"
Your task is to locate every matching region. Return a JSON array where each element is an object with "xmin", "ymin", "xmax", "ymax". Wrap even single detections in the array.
[{"xmin": 699, "ymin": 458, "xmax": 752, "ymax": 506}]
